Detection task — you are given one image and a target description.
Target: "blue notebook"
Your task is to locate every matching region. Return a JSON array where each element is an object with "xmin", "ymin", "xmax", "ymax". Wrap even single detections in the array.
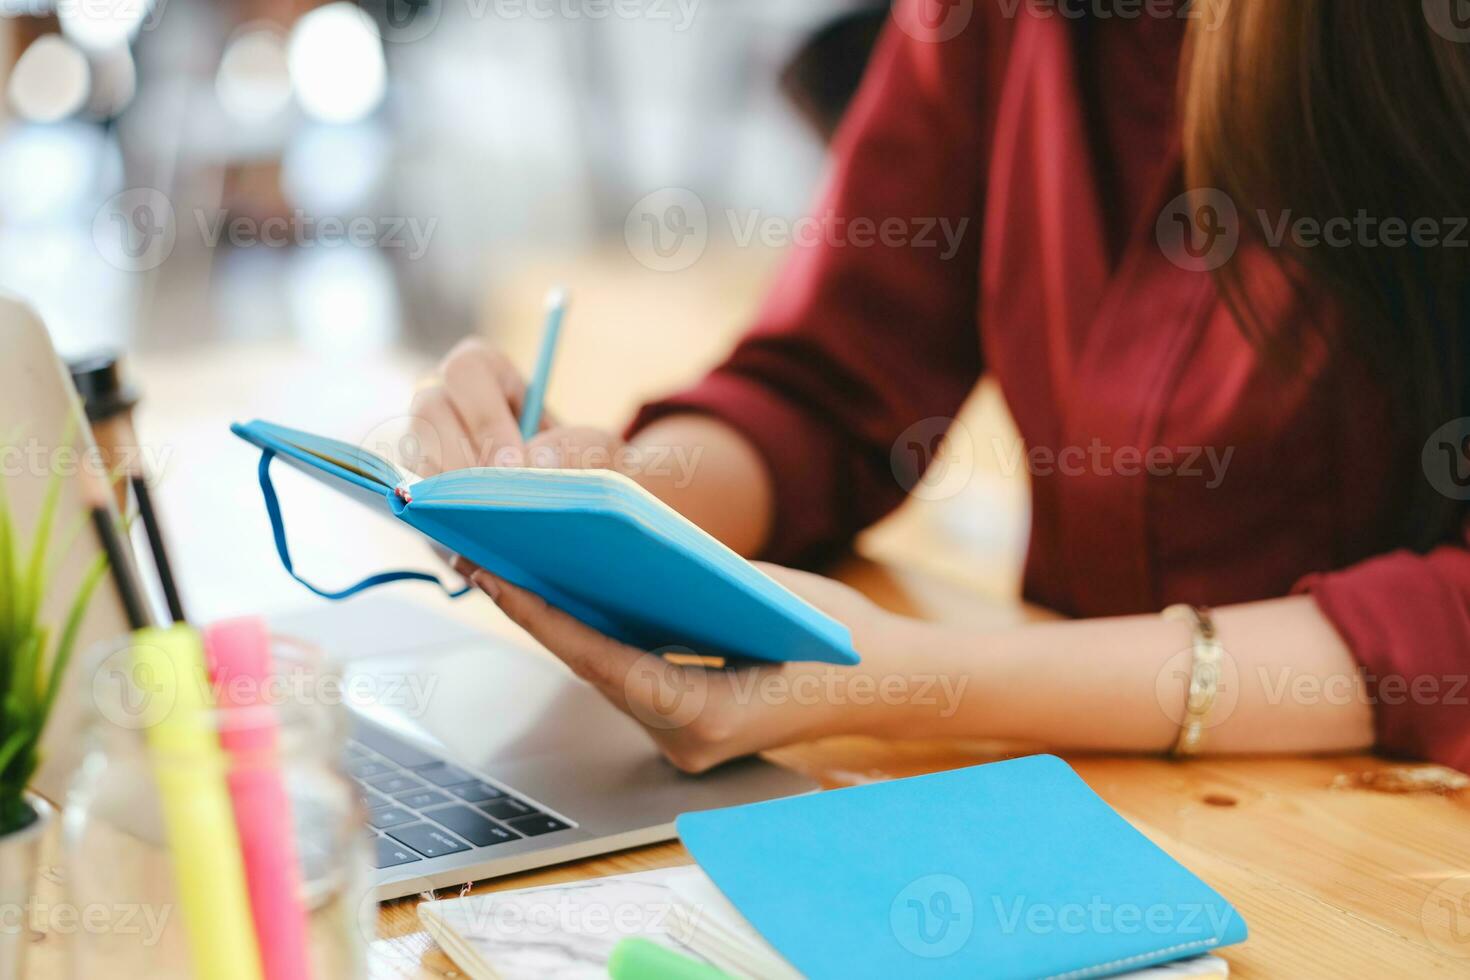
[
  {"xmin": 231, "ymin": 420, "xmax": 857, "ymax": 665},
  {"xmin": 677, "ymin": 755, "xmax": 1247, "ymax": 980}
]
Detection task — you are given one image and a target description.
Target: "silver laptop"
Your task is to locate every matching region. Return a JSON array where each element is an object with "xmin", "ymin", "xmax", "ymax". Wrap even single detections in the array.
[
  {"xmin": 5, "ymin": 297, "xmax": 814, "ymax": 903},
  {"xmin": 274, "ymin": 597, "xmax": 816, "ymax": 901}
]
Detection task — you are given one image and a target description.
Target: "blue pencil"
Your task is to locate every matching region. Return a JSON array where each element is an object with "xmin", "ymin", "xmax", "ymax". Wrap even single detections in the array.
[{"xmin": 519, "ymin": 286, "xmax": 569, "ymax": 440}]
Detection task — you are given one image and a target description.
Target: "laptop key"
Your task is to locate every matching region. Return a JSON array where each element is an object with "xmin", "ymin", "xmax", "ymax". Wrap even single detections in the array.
[
  {"xmin": 478, "ymin": 798, "xmax": 535, "ymax": 821},
  {"xmin": 367, "ymin": 773, "xmax": 425, "ymax": 795},
  {"xmin": 368, "ymin": 806, "xmax": 416, "ymax": 830},
  {"xmin": 423, "ymin": 806, "xmax": 520, "ymax": 847},
  {"xmin": 358, "ymin": 788, "xmax": 387, "ymax": 810},
  {"xmin": 387, "ymin": 824, "xmax": 471, "ymax": 859},
  {"xmin": 415, "ymin": 763, "xmax": 475, "ymax": 787},
  {"xmin": 351, "ymin": 725, "xmax": 442, "ymax": 770},
  {"xmin": 394, "ymin": 789, "xmax": 451, "ymax": 810},
  {"xmin": 444, "ymin": 781, "xmax": 505, "ymax": 803},
  {"xmin": 349, "ymin": 759, "xmax": 391, "ymax": 779},
  {"xmin": 505, "ymin": 814, "xmax": 571, "ymax": 837},
  {"xmin": 372, "ymin": 837, "xmax": 421, "ymax": 869}
]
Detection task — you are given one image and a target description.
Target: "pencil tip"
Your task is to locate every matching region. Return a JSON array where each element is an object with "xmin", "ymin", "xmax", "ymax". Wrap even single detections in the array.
[{"xmin": 545, "ymin": 286, "xmax": 570, "ymax": 313}]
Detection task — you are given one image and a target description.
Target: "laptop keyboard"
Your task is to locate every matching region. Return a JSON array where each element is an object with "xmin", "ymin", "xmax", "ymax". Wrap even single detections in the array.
[{"xmin": 349, "ymin": 721, "xmax": 576, "ymax": 869}]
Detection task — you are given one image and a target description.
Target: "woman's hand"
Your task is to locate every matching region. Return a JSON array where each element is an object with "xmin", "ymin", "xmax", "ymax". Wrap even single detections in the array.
[
  {"xmin": 408, "ymin": 336, "xmax": 776, "ymax": 555},
  {"xmin": 409, "ymin": 338, "xmax": 627, "ymax": 476},
  {"xmin": 454, "ymin": 557, "xmax": 927, "ymax": 773}
]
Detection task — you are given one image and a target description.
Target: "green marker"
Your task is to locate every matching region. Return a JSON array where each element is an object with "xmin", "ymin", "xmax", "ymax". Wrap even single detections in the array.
[{"xmin": 607, "ymin": 938, "xmax": 731, "ymax": 980}]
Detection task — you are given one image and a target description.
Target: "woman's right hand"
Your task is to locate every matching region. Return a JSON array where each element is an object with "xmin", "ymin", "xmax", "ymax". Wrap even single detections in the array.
[
  {"xmin": 408, "ymin": 337, "xmax": 627, "ymax": 477},
  {"xmin": 409, "ymin": 336, "xmax": 774, "ymax": 555}
]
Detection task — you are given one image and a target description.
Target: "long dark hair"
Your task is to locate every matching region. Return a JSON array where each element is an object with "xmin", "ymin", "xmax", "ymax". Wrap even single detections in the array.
[{"xmin": 1184, "ymin": 0, "xmax": 1470, "ymax": 548}]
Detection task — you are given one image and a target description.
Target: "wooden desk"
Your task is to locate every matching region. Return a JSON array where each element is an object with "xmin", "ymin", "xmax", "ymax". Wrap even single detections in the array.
[
  {"xmin": 26, "ymin": 246, "xmax": 1468, "ymax": 977},
  {"xmin": 369, "ymin": 759, "xmax": 1470, "ymax": 979},
  {"xmin": 361, "ymin": 559, "xmax": 1470, "ymax": 979}
]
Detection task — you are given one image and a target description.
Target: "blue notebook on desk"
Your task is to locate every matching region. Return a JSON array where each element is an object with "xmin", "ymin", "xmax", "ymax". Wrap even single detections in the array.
[
  {"xmin": 231, "ymin": 419, "xmax": 857, "ymax": 665},
  {"xmin": 677, "ymin": 755, "xmax": 1247, "ymax": 980}
]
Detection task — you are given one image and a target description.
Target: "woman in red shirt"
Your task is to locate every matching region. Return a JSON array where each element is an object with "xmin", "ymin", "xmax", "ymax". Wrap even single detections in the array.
[{"xmin": 414, "ymin": 0, "xmax": 1470, "ymax": 773}]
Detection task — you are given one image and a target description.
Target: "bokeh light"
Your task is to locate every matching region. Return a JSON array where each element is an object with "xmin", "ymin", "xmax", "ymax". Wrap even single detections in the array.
[
  {"xmin": 58, "ymin": 0, "xmax": 153, "ymax": 51},
  {"xmin": 8, "ymin": 35, "xmax": 91, "ymax": 123},
  {"xmin": 216, "ymin": 25, "xmax": 292, "ymax": 125},
  {"xmin": 287, "ymin": 3, "xmax": 387, "ymax": 125}
]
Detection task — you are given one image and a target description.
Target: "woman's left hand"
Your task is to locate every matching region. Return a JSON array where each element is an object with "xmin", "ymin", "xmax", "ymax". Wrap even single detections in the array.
[{"xmin": 453, "ymin": 559, "xmax": 919, "ymax": 773}]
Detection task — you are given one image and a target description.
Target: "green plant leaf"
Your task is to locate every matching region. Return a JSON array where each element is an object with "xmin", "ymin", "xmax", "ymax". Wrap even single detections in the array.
[
  {"xmin": 37, "ymin": 499, "xmax": 93, "ymax": 625},
  {"xmin": 20, "ymin": 441, "xmax": 67, "ymax": 633},
  {"xmin": 0, "ymin": 477, "xmax": 16, "ymax": 660},
  {"xmin": 41, "ymin": 551, "xmax": 110, "ymax": 725},
  {"xmin": 5, "ymin": 629, "xmax": 40, "ymax": 715},
  {"xmin": 0, "ymin": 631, "xmax": 41, "ymax": 788},
  {"xmin": 0, "ymin": 728, "xmax": 31, "ymax": 786},
  {"xmin": 0, "ymin": 789, "xmax": 34, "ymax": 837},
  {"xmin": 0, "ymin": 415, "xmax": 107, "ymax": 821}
]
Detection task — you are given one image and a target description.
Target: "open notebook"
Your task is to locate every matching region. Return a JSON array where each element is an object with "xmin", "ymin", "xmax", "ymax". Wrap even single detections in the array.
[
  {"xmin": 416, "ymin": 865, "xmax": 1232, "ymax": 980},
  {"xmin": 231, "ymin": 420, "xmax": 857, "ymax": 665}
]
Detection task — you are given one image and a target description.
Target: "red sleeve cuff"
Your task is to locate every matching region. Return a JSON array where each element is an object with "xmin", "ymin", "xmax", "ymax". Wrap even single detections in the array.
[
  {"xmin": 627, "ymin": 372, "xmax": 853, "ymax": 566},
  {"xmin": 1296, "ymin": 549, "xmax": 1470, "ymax": 772}
]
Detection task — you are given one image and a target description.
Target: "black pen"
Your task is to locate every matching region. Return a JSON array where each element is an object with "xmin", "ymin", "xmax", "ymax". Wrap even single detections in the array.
[
  {"xmin": 91, "ymin": 505, "xmax": 150, "ymax": 631},
  {"xmin": 131, "ymin": 475, "xmax": 186, "ymax": 623}
]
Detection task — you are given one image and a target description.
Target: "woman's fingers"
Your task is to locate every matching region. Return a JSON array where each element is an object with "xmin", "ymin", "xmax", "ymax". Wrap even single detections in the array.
[
  {"xmin": 410, "ymin": 337, "xmax": 566, "ymax": 476},
  {"xmin": 408, "ymin": 388, "xmax": 467, "ymax": 474},
  {"xmin": 469, "ymin": 569, "xmax": 650, "ymax": 693},
  {"xmin": 460, "ymin": 338, "xmax": 560, "ymax": 432},
  {"xmin": 439, "ymin": 340, "xmax": 527, "ymax": 466},
  {"xmin": 524, "ymin": 426, "xmax": 625, "ymax": 470},
  {"xmin": 464, "ymin": 567, "xmax": 731, "ymax": 763}
]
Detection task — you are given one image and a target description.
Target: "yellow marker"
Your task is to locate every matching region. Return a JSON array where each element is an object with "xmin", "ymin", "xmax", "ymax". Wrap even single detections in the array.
[{"xmin": 133, "ymin": 626, "xmax": 265, "ymax": 980}]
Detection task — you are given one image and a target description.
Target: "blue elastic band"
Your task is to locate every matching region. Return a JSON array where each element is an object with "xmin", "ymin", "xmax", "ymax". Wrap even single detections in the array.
[{"xmin": 257, "ymin": 449, "xmax": 470, "ymax": 601}]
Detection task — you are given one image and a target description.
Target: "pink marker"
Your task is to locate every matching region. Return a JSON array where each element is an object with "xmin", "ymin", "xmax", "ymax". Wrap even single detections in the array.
[{"xmin": 204, "ymin": 617, "xmax": 313, "ymax": 980}]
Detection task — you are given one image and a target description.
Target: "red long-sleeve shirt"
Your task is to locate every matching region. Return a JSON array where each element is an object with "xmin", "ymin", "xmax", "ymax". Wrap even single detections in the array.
[{"xmin": 631, "ymin": 3, "xmax": 1470, "ymax": 771}]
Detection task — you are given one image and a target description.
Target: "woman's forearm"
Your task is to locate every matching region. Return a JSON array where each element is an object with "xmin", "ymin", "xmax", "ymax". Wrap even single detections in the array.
[
  {"xmin": 628, "ymin": 415, "xmax": 775, "ymax": 557},
  {"xmin": 896, "ymin": 595, "xmax": 1376, "ymax": 755},
  {"xmin": 615, "ymin": 417, "xmax": 1377, "ymax": 757}
]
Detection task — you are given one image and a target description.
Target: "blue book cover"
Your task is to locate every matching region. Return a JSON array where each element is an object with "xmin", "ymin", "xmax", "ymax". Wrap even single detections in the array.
[
  {"xmin": 231, "ymin": 419, "xmax": 857, "ymax": 666},
  {"xmin": 677, "ymin": 755, "xmax": 1247, "ymax": 979}
]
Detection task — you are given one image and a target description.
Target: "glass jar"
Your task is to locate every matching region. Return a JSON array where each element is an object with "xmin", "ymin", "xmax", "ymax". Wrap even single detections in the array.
[{"xmin": 61, "ymin": 632, "xmax": 368, "ymax": 978}]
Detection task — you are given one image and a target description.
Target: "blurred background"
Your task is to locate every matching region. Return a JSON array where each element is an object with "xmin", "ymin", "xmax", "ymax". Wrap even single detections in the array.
[
  {"xmin": 0, "ymin": 0, "xmax": 1027, "ymax": 621},
  {"xmin": 0, "ymin": 0, "xmax": 890, "ymax": 358}
]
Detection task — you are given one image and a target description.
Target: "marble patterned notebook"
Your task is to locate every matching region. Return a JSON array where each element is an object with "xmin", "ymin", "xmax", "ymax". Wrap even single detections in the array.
[
  {"xmin": 416, "ymin": 866, "xmax": 1231, "ymax": 980},
  {"xmin": 417, "ymin": 866, "xmax": 792, "ymax": 980}
]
